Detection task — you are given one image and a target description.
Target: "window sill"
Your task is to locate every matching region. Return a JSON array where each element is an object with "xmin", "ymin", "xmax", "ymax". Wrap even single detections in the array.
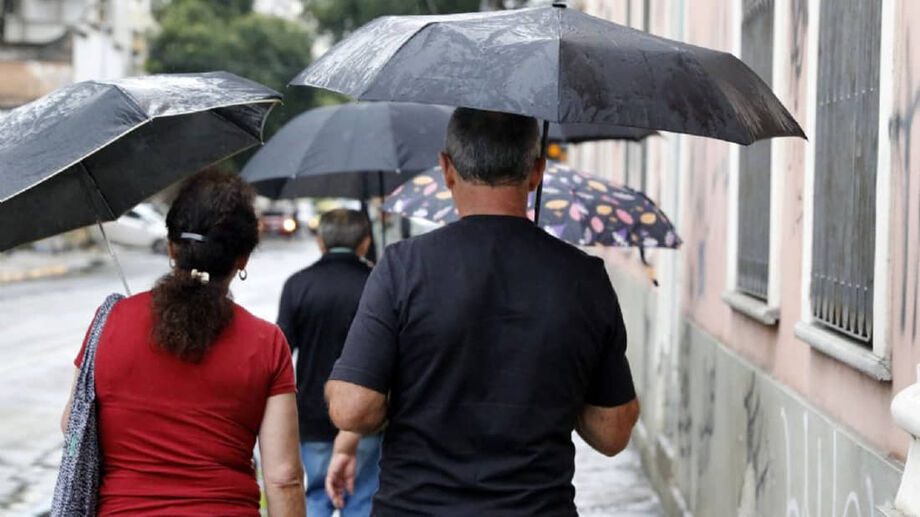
[
  {"xmin": 794, "ymin": 321, "xmax": 892, "ymax": 382},
  {"xmin": 722, "ymin": 291, "xmax": 779, "ymax": 326}
]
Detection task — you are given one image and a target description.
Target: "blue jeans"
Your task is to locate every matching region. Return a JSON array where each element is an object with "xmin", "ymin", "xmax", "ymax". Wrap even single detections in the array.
[{"xmin": 300, "ymin": 435, "xmax": 382, "ymax": 517}]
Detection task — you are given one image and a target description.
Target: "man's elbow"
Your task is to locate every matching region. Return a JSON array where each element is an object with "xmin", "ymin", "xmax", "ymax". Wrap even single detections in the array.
[
  {"xmin": 328, "ymin": 403, "xmax": 384, "ymax": 434},
  {"xmin": 325, "ymin": 380, "xmax": 387, "ymax": 434},
  {"xmin": 595, "ymin": 399, "xmax": 641, "ymax": 457}
]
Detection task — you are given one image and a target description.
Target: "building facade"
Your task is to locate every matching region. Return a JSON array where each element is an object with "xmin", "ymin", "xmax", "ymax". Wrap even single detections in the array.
[
  {"xmin": 569, "ymin": 0, "xmax": 920, "ymax": 515},
  {"xmin": 0, "ymin": 0, "xmax": 153, "ymax": 111}
]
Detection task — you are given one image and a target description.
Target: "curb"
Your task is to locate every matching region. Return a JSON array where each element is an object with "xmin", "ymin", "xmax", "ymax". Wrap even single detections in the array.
[{"xmin": 0, "ymin": 257, "xmax": 105, "ymax": 285}]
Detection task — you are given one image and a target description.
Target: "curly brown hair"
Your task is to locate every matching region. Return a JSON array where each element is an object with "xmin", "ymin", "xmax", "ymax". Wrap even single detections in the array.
[{"xmin": 151, "ymin": 169, "xmax": 259, "ymax": 362}]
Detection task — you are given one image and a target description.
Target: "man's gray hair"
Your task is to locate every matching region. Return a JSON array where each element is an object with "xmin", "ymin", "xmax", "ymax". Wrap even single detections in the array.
[
  {"xmin": 445, "ymin": 108, "xmax": 541, "ymax": 186},
  {"xmin": 318, "ymin": 209, "xmax": 371, "ymax": 250}
]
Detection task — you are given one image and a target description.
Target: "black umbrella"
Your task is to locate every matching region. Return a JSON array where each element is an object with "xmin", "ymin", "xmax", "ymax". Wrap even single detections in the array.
[
  {"xmin": 291, "ymin": 5, "xmax": 805, "ymax": 145},
  {"xmin": 547, "ymin": 123, "xmax": 655, "ymax": 144},
  {"xmin": 0, "ymin": 72, "xmax": 281, "ymax": 291},
  {"xmin": 242, "ymin": 102, "xmax": 452, "ymax": 200},
  {"xmin": 291, "ymin": 4, "xmax": 804, "ymax": 222},
  {"xmin": 241, "ymin": 102, "xmax": 453, "ymax": 251}
]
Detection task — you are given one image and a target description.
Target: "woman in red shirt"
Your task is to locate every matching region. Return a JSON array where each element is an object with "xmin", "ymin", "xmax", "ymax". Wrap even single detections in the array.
[{"xmin": 62, "ymin": 171, "xmax": 304, "ymax": 516}]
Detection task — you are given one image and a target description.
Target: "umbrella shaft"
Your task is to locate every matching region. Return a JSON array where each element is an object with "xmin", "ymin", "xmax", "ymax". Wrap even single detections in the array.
[
  {"xmin": 534, "ymin": 120, "xmax": 550, "ymax": 224},
  {"xmin": 96, "ymin": 220, "xmax": 132, "ymax": 296}
]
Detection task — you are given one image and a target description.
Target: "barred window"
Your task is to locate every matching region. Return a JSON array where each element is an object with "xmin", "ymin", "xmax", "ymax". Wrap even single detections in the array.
[
  {"xmin": 810, "ymin": 0, "xmax": 883, "ymax": 344},
  {"xmin": 736, "ymin": 0, "xmax": 774, "ymax": 300}
]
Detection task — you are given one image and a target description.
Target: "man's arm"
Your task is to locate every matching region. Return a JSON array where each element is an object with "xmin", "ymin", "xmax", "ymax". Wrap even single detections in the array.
[
  {"xmin": 576, "ymin": 398, "xmax": 640, "ymax": 457},
  {"xmin": 325, "ymin": 379, "xmax": 387, "ymax": 434}
]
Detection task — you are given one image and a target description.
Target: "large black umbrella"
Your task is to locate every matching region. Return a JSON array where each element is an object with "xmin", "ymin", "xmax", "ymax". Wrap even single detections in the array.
[
  {"xmin": 0, "ymin": 72, "xmax": 281, "ymax": 289},
  {"xmin": 242, "ymin": 102, "xmax": 452, "ymax": 200},
  {"xmin": 291, "ymin": 5, "xmax": 805, "ymax": 145},
  {"xmin": 547, "ymin": 123, "xmax": 655, "ymax": 143}
]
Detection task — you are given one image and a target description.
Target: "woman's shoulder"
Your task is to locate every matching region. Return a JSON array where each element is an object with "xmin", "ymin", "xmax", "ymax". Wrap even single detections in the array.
[{"xmin": 230, "ymin": 302, "xmax": 284, "ymax": 343}]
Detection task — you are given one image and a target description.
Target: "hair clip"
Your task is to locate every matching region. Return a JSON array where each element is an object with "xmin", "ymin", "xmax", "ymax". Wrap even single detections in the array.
[
  {"xmin": 180, "ymin": 232, "xmax": 206, "ymax": 242},
  {"xmin": 190, "ymin": 269, "xmax": 210, "ymax": 285}
]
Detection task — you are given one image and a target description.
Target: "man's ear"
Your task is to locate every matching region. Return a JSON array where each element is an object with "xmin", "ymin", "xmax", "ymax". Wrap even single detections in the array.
[
  {"xmin": 527, "ymin": 156, "xmax": 547, "ymax": 192},
  {"xmin": 440, "ymin": 152, "xmax": 457, "ymax": 190}
]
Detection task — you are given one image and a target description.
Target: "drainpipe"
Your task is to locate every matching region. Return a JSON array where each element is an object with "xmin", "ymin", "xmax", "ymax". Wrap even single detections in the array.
[{"xmin": 889, "ymin": 364, "xmax": 920, "ymax": 515}]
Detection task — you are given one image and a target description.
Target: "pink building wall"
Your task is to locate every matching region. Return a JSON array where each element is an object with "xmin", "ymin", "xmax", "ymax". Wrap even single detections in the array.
[{"xmin": 572, "ymin": 0, "xmax": 920, "ymax": 467}]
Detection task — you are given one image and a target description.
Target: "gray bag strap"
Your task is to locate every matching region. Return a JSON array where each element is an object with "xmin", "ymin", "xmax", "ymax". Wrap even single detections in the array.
[{"xmin": 76, "ymin": 293, "xmax": 124, "ymax": 400}]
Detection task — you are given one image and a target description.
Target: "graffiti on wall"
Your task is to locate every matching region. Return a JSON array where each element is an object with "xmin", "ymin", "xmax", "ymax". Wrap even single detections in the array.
[{"xmin": 780, "ymin": 408, "xmax": 879, "ymax": 517}]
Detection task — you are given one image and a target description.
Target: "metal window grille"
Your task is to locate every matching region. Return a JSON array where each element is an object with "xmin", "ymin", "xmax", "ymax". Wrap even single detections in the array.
[
  {"xmin": 810, "ymin": 0, "xmax": 882, "ymax": 344},
  {"xmin": 737, "ymin": 0, "xmax": 774, "ymax": 300}
]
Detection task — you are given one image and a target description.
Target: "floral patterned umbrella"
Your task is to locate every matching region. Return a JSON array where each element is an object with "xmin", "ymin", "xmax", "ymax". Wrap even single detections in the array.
[{"xmin": 383, "ymin": 162, "xmax": 681, "ymax": 249}]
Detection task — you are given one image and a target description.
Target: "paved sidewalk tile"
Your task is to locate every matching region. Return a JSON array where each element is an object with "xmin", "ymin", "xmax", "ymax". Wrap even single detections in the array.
[{"xmin": 574, "ymin": 437, "xmax": 663, "ymax": 516}]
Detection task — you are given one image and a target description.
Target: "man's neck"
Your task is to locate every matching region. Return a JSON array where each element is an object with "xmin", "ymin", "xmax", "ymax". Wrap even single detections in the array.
[{"xmin": 453, "ymin": 183, "xmax": 530, "ymax": 219}]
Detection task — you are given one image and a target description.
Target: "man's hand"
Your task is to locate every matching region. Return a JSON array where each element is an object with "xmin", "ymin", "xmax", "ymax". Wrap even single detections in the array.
[
  {"xmin": 326, "ymin": 450, "xmax": 357, "ymax": 508},
  {"xmin": 325, "ymin": 431, "xmax": 362, "ymax": 509}
]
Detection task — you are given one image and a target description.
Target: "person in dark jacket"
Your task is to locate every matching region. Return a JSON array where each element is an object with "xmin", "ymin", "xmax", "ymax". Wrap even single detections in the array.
[{"xmin": 276, "ymin": 209, "xmax": 379, "ymax": 517}]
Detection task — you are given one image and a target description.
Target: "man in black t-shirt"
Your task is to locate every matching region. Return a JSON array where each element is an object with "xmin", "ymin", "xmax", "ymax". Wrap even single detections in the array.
[
  {"xmin": 324, "ymin": 108, "xmax": 639, "ymax": 516},
  {"xmin": 276, "ymin": 209, "xmax": 380, "ymax": 517}
]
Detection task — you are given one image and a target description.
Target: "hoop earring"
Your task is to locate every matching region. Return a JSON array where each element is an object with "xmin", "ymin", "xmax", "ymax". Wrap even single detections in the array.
[{"xmin": 238, "ymin": 269, "xmax": 248, "ymax": 281}]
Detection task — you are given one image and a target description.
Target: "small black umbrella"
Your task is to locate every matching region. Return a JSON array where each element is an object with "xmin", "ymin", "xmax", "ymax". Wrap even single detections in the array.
[
  {"xmin": 0, "ymin": 72, "xmax": 281, "ymax": 291},
  {"xmin": 241, "ymin": 102, "xmax": 453, "ymax": 252},
  {"xmin": 292, "ymin": 5, "xmax": 805, "ymax": 145},
  {"xmin": 242, "ymin": 102, "xmax": 452, "ymax": 200}
]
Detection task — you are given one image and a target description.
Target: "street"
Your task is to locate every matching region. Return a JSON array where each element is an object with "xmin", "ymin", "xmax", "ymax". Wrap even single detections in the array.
[{"xmin": 0, "ymin": 236, "xmax": 660, "ymax": 516}]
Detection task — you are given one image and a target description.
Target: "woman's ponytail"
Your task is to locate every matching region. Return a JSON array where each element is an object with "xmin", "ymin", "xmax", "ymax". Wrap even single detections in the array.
[{"xmin": 151, "ymin": 170, "xmax": 259, "ymax": 362}]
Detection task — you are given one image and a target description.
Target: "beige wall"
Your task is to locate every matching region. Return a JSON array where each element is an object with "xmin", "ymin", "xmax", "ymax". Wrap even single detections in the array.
[{"xmin": 571, "ymin": 0, "xmax": 920, "ymax": 463}]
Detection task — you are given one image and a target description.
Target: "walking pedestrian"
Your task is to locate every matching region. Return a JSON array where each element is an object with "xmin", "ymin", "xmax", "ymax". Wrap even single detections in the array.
[
  {"xmin": 324, "ymin": 108, "xmax": 640, "ymax": 516},
  {"xmin": 61, "ymin": 170, "xmax": 305, "ymax": 516},
  {"xmin": 277, "ymin": 209, "xmax": 380, "ymax": 516}
]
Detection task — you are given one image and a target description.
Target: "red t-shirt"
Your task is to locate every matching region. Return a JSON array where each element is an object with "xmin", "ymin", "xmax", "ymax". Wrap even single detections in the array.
[{"xmin": 74, "ymin": 291, "xmax": 296, "ymax": 516}]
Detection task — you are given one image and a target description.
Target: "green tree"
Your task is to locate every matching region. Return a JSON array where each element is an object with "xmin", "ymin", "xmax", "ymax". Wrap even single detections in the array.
[
  {"xmin": 304, "ymin": 0, "xmax": 482, "ymax": 40},
  {"xmin": 147, "ymin": 0, "xmax": 315, "ymax": 164}
]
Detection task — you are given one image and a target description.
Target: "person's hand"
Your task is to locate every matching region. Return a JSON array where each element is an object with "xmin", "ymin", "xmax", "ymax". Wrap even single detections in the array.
[{"xmin": 325, "ymin": 450, "xmax": 357, "ymax": 509}]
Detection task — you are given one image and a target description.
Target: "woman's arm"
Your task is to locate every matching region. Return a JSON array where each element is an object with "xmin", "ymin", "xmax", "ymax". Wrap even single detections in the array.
[
  {"xmin": 60, "ymin": 368, "xmax": 79, "ymax": 434},
  {"xmin": 258, "ymin": 393, "xmax": 305, "ymax": 517}
]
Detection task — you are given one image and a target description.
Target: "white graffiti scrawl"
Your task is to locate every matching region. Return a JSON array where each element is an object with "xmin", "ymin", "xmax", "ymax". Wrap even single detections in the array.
[{"xmin": 781, "ymin": 408, "xmax": 877, "ymax": 517}]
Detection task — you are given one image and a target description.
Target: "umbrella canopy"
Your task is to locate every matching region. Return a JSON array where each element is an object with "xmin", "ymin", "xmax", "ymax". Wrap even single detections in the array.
[
  {"xmin": 384, "ymin": 162, "xmax": 681, "ymax": 248},
  {"xmin": 0, "ymin": 72, "xmax": 281, "ymax": 251},
  {"xmin": 547, "ymin": 122, "xmax": 655, "ymax": 143},
  {"xmin": 242, "ymin": 102, "xmax": 452, "ymax": 200},
  {"xmin": 292, "ymin": 5, "xmax": 804, "ymax": 145}
]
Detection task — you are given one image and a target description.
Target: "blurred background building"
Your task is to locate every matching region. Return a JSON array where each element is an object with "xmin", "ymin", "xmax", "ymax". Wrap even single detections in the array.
[{"xmin": 0, "ymin": 0, "xmax": 154, "ymax": 113}]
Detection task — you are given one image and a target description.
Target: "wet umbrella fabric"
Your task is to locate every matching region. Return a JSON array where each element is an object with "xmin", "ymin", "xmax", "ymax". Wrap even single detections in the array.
[
  {"xmin": 292, "ymin": 5, "xmax": 805, "ymax": 145},
  {"xmin": 383, "ymin": 162, "xmax": 681, "ymax": 249},
  {"xmin": 547, "ymin": 122, "xmax": 654, "ymax": 143},
  {"xmin": 0, "ymin": 72, "xmax": 281, "ymax": 252},
  {"xmin": 241, "ymin": 102, "xmax": 452, "ymax": 200}
]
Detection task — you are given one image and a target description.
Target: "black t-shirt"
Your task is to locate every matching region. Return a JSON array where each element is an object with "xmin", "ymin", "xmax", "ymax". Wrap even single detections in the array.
[
  {"xmin": 330, "ymin": 215, "xmax": 636, "ymax": 516},
  {"xmin": 277, "ymin": 252, "xmax": 372, "ymax": 442}
]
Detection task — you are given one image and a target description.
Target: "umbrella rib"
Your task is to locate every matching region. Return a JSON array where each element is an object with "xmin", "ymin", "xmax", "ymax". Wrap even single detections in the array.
[{"xmin": 79, "ymin": 162, "xmax": 117, "ymax": 220}]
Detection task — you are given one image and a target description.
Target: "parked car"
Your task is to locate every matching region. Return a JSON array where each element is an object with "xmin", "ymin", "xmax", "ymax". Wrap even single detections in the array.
[
  {"xmin": 259, "ymin": 209, "xmax": 300, "ymax": 237},
  {"xmin": 99, "ymin": 203, "xmax": 168, "ymax": 253}
]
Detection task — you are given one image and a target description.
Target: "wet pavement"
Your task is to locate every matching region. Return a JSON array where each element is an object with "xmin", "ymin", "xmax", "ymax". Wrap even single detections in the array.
[{"xmin": 0, "ymin": 235, "xmax": 661, "ymax": 516}]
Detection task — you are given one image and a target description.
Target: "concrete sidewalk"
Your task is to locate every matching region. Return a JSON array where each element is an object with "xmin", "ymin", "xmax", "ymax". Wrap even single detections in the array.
[{"xmin": 0, "ymin": 250, "xmax": 104, "ymax": 284}]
